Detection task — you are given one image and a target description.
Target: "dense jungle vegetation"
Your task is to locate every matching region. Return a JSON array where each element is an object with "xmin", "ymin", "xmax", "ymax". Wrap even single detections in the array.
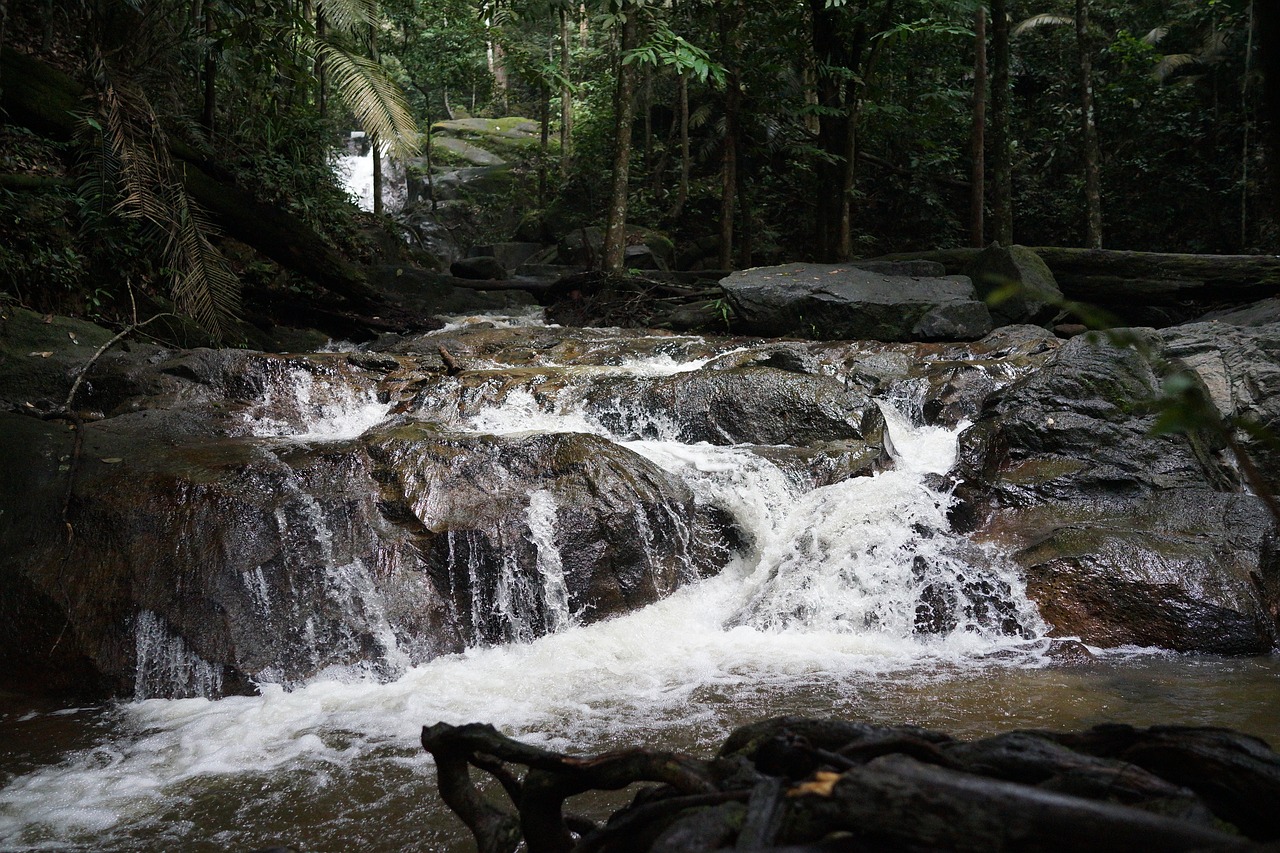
[{"xmin": 0, "ymin": 0, "xmax": 1274, "ymax": 337}]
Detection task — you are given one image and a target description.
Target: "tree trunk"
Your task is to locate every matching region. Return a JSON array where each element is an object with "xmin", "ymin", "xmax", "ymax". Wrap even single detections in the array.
[
  {"xmin": 317, "ymin": 11, "xmax": 328, "ymax": 117},
  {"xmin": 880, "ymin": 245, "xmax": 1280, "ymax": 305},
  {"xmin": 990, "ymin": 0, "xmax": 1013, "ymax": 245},
  {"xmin": 1076, "ymin": 0, "xmax": 1102, "ymax": 249},
  {"xmin": 369, "ymin": 24, "xmax": 383, "ymax": 216},
  {"xmin": 559, "ymin": 7, "xmax": 572, "ymax": 178},
  {"xmin": 669, "ymin": 69, "xmax": 690, "ymax": 219},
  {"xmin": 970, "ymin": 5, "xmax": 987, "ymax": 247},
  {"xmin": 808, "ymin": 0, "xmax": 854, "ymax": 261},
  {"xmin": 539, "ymin": 80, "xmax": 550, "ymax": 206},
  {"xmin": 602, "ymin": 11, "xmax": 639, "ymax": 273},
  {"xmin": 201, "ymin": 5, "xmax": 216, "ymax": 136},
  {"xmin": 718, "ymin": 0, "xmax": 742, "ymax": 270},
  {"xmin": 0, "ymin": 0, "xmax": 9, "ymax": 100},
  {"xmin": 1240, "ymin": 1, "xmax": 1256, "ymax": 249},
  {"xmin": 1258, "ymin": 0, "xmax": 1280, "ymax": 210}
]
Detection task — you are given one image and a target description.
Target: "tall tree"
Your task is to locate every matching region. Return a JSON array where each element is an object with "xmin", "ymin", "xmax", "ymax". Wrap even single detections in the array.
[
  {"xmin": 990, "ymin": 0, "xmax": 1013, "ymax": 244},
  {"xmin": 1075, "ymin": 0, "xmax": 1101, "ymax": 247},
  {"xmin": 601, "ymin": 1, "xmax": 640, "ymax": 272},
  {"xmin": 970, "ymin": 3, "xmax": 987, "ymax": 247}
]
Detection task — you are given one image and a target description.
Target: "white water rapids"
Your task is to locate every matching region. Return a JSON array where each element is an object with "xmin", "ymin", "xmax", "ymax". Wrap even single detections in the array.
[{"xmin": 0, "ymin": 335, "xmax": 1058, "ymax": 849}]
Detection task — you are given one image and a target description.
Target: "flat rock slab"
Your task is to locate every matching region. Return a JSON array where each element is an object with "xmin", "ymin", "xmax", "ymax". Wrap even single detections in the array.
[
  {"xmin": 722, "ymin": 263, "xmax": 993, "ymax": 342},
  {"xmin": 431, "ymin": 136, "xmax": 505, "ymax": 166}
]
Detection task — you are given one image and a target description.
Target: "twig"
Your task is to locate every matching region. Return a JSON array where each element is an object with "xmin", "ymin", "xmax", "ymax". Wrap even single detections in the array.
[{"xmin": 35, "ymin": 313, "xmax": 177, "ymax": 531}]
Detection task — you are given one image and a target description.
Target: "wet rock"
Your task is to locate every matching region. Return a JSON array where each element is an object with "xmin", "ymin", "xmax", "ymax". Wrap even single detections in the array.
[
  {"xmin": 366, "ymin": 425, "xmax": 714, "ymax": 643},
  {"xmin": 953, "ymin": 331, "xmax": 1280, "ymax": 653},
  {"xmin": 1161, "ymin": 321, "xmax": 1280, "ymax": 487},
  {"xmin": 451, "ymin": 255, "xmax": 509, "ymax": 281},
  {"xmin": 966, "ymin": 243, "xmax": 1065, "ymax": 325},
  {"xmin": 721, "ymin": 263, "xmax": 994, "ymax": 342},
  {"xmin": 577, "ymin": 366, "xmax": 878, "ymax": 446}
]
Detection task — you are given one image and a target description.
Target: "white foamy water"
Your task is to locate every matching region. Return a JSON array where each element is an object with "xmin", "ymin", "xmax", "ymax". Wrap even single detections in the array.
[
  {"xmin": 0, "ymin": 367, "xmax": 1051, "ymax": 849},
  {"xmin": 247, "ymin": 367, "xmax": 391, "ymax": 442}
]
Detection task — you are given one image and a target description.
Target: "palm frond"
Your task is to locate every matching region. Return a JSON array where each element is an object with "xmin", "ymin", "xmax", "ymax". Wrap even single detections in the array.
[
  {"xmin": 87, "ymin": 58, "xmax": 239, "ymax": 339},
  {"xmin": 688, "ymin": 102, "xmax": 714, "ymax": 131},
  {"xmin": 1142, "ymin": 26, "xmax": 1168, "ymax": 46},
  {"xmin": 1154, "ymin": 53, "xmax": 1203, "ymax": 82},
  {"xmin": 305, "ymin": 36, "xmax": 421, "ymax": 160},
  {"xmin": 1012, "ymin": 13, "xmax": 1074, "ymax": 37},
  {"xmin": 1202, "ymin": 28, "xmax": 1230, "ymax": 60},
  {"xmin": 316, "ymin": 0, "xmax": 378, "ymax": 31}
]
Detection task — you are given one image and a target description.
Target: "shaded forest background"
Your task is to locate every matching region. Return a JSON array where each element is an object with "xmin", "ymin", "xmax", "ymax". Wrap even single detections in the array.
[{"xmin": 0, "ymin": 0, "xmax": 1273, "ymax": 337}]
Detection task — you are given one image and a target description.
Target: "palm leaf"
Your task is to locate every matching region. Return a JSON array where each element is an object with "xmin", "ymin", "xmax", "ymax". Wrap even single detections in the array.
[
  {"xmin": 87, "ymin": 58, "xmax": 239, "ymax": 339},
  {"xmin": 1141, "ymin": 25, "xmax": 1168, "ymax": 46},
  {"xmin": 316, "ymin": 0, "xmax": 378, "ymax": 31},
  {"xmin": 1154, "ymin": 53, "xmax": 1203, "ymax": 82},
  {"xmin": 305, "ymin": 36, "xmax": 421, "ymax": 160},
  {"xmin": 1012, "ymin": 13, "xmax": 1074, "ymax": 37}
]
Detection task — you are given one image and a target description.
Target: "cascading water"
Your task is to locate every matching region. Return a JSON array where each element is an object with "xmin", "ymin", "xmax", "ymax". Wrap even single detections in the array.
[{"xmin": 0, "ymin": 336, "xmax": 1070, "ymax": 850}]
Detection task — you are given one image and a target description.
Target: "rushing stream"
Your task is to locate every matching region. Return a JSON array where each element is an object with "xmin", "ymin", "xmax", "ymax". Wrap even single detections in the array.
[{"xmin": 1, "ymin": 314, "xmax": 1278, "ymax": 851}]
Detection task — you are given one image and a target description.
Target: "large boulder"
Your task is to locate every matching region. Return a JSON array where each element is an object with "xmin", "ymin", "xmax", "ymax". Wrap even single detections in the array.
[
  {"xmin": 366, "ymin": 426, "xmax": 714, "ymax": 645},
  {"xmin": 953, "ymin": 331, "xmax": 1280, "ymax": 653},
  {"xmin": 558, "ymin": 225, "xmax": 676, "ymax": 271},
  {"xmin": 0, "ymin": 341, "xmax": 719, "ymax": 700},
  {"xmin": 1161, "ymin": 321, "xmax": 1280, "ymax": 487},
  {"xmin": 721, "ymin": 263, "xmax": 994, "ymax": 342},
  {"xmin": 965, "ymin": 243, "xmax": 1064, "ymax": 325},
  {"xmin": 574, "ymin": 366, "xmax": 882, "ymax": 446}
]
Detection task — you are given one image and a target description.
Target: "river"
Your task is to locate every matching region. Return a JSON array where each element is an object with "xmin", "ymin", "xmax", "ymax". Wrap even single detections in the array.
[{"xmin": 1, "ymin": 314, "xmax": 1277, "ymax": 851}]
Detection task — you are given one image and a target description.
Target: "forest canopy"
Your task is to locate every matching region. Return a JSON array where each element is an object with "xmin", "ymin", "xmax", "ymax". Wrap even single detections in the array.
[{"xmin": 0, "ymin": 0, "xmax": 1271, "ymax": 335}]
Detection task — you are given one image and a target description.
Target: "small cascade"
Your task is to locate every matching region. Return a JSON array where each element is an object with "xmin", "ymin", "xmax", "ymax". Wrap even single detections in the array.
[
  {"xmin": 246, "ymin": 363, "xmax": 390, "ymax": 442},
  {"xmin": 133, "ymin": 611, "xmax": 223, "ymax": 700},
  {"xmin": 269, "ymin": 451, "xmax": 410, "ymax": 682}
]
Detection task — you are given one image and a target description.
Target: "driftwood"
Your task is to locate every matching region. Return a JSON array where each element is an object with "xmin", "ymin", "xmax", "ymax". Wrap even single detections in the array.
[
  {"xmin": 423, "ymin": 717, "xmax": 1279, "ymax": 852},
  {"xmin": 0, "ymin": 50, "xmax": 385, "ymax": 313},
  {"xmin": 878, "ymin": 246, "xmax": 1280, "ymax": 306}
]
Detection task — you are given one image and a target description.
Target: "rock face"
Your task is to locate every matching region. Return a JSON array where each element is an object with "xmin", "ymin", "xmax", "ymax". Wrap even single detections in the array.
[
  {"xmin": 953, "ymin": 330, "xmax": 1280, "ymax": 653},
  {"xmin": 721, "ymin": 262, "xmax": 994, "ymax": 341}
]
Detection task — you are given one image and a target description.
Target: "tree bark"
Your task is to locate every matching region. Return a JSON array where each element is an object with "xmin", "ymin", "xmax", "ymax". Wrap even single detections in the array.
[
  {"xmin": 808, "ymin": 0, "xmax": 857, "ymax": 261},
  {"xmin": 718, "ymin": 0, "xmax": 742, "ymax": 270},
  {"xmin": 559, "ymin": 6, "xmax": 572, "ymax": 178},
  {"xmin": 1076, "ymin": 0, "xmax": 1102, "ymax": 249},
  {"xmin": 369, "ymin": 24, "xmax": 382, "ymax": 216},
  {"xmin": 602, "ymin": 10, "xmax": 639, "ymax": 273},
  {"xmin": 1258, "ymin": 0, "xmax": 1280, "ymax": 210},
  {"xmin": 990, "ymin": 0, "xmax": 1013, "ymax": 245},
  {"xmin": 317, "ymin": 10, "xmax": 328, "ymax": 117},
  {"xmin": 970, "ymin": 5, "xmax": 987, "ymax": 247},
  {"xmin": 669, "ymin": 68, "xmax": 690, "ymax": 219}
]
